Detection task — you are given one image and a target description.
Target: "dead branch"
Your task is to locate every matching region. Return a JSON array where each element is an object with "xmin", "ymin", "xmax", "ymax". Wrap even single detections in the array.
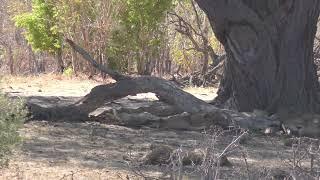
[
  {"xmin": 65, "ymin": 38, "xmax": 130, "ymax": 81},
  {"xmin": 27, "ymin": 39, "xmax": 280, "ymax": 133}
]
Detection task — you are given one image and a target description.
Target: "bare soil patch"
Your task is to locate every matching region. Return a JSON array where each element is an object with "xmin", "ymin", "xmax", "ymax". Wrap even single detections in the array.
[
  {"xmin": 0, "ymin": 75, "xmax": 318, "ymax": 179},
  {"xmin": 0, "ymin": 74, "xmax": 102, "ymax": 97}
]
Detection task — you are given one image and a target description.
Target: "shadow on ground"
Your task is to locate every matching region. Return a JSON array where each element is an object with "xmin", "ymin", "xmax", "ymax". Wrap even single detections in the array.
[{"xmin": 1, "ymin": 89, "xmax": 303, "ymax": 179}]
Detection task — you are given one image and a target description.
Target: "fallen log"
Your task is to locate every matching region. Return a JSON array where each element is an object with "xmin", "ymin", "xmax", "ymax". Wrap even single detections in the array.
[{"xmin": 24, "ymin": 39, "xmax": 279, "ymax": 132}]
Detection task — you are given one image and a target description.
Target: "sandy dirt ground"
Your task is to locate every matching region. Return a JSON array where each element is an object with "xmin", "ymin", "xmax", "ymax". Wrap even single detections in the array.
[{"xmin": 0, "ymin": 75, "xmax": 317, "ymax": 180}]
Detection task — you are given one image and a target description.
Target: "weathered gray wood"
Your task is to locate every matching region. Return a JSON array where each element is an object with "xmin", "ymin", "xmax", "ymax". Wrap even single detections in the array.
[
  {"xmin": 26, "ymin": 80, "xmax": 280, "ymax": 131},
  {"xmin": 196, "ymin": 0, "xmax": 320, "ymax": 113},
  {"xmin": 57, "ymin": 39, "xmax": 280, "ymax": 131},
  {"xmin": 66, "ymin": 39, "xmax": 130, "ymax": 81}
]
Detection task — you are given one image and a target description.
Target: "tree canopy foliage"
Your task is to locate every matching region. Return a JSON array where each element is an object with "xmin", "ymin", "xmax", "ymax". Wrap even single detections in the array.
[{"xmin": 14, "ymin": 0, "xmax": 62, "ymax": 53}]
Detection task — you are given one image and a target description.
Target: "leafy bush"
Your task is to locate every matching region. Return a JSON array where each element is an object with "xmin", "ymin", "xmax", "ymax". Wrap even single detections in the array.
[
  {"xmin": 63, "ymin": 66, "xmax": 74, "ymax": 77},
  {"xmin": 0, "ymin": 94, "xmax": 27, "ymax": 167}
]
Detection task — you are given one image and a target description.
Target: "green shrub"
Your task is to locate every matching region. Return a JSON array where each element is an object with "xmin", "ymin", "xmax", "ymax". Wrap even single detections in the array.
[
  {"xmin": 0, "ymin": 94, "xmax": 27, "ymax": 167},
  {"xmin": 63, "ymin": 66, "xmax": 74, "ymax": 77}
]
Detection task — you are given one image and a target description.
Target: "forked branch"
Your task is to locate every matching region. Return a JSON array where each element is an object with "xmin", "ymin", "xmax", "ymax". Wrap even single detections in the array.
[{"xmin": 65, "ymin": 38, "xmax": 130, "ymax": 81}]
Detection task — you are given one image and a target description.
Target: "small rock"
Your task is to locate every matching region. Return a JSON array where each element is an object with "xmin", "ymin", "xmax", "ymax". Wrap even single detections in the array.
[
  {"xmin": 123, "ymin": 154, "xmax": 131, "ymax": 161},
  {"xmin": 142, "ymin": 144, "xmax": 174, "ymax": 165},
  {"xmin": 217, "ymin": 155, "xmax": 232, "ymax": 167},
  {"xmin": 38, "ymin": 89, "xmax": 42, "ymax": 92},
  {"xmin": 264, "ymin": 127, "xmax": 279, "ymax": 135},
  {"xmin": 183, "ymin": 149, "xmax": 204, "ymax": 165},
  {"xmin": 270, "ymin": 169, "xmax": 290, "ymax": 180},
  {"xmin": 239, "ymin": 134, "xmax": 251, "ymax": 145},
  {"xmin": 283, "ymin": 138, "xmax": 298, "ymax": 147}
]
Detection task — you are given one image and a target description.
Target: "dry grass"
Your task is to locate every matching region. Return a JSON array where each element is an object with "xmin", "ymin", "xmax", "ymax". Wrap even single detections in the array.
[
  {"xmin": 1, "ymin": 73, "xmax": 99, "ymax": 83},
  {"xmin": 0, "ymin": 75, "xmax": 319, "ymax": 179},
  {"xmin": 1, "ymin": 161, "xmax": 139, "ymax": 180},
  {"xmin": 0, "ymin": 74, "xmax": 104, "ymax": 97}
]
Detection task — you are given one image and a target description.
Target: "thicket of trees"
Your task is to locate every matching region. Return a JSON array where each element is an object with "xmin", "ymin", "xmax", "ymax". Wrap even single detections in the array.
[{"xmin": 0, "ymin": 0, "xmax": 223, "ymax": 78}]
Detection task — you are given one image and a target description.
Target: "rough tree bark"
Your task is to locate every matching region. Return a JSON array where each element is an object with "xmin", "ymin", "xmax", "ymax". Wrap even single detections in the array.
[
  {"xmin": 23, "ymin": 39, "xmax": 320, "ymax": 137},
  {"xmin": 34, "ymin": 39, "xmax": 277, "ymax": 132},
  {"xmin": 196, "ymin": 0, "xmax": 320, "ymax": 114}
]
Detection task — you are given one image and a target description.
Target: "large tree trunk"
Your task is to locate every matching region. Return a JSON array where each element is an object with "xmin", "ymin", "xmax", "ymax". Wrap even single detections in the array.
[{"xmin": 196, "ymin": 0, "xmax": 320, "ymax": 114}]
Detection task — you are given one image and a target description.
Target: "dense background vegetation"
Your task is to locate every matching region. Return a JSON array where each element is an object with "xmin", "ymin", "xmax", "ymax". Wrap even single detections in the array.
[
  {"xmin": 0, "ymin": 0, "xmax": 224, "ymax": 78},
  {"xmin": 0, "ymin": 0, "xmax": 225, "ymax": 165}
]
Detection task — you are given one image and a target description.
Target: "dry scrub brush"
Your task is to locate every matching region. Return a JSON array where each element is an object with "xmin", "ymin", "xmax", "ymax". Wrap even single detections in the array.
[
  {"xmin": 279, "ymin": 137, "xmax": 320, "ymax": 179},
  {"xmin": 0, "ymin": 93, "xmax": 27, "ymax": 167},
  {"xmin": 126, "ymin": 127, "xmax": 250, "ymax": 180},
  {"xmin": 167, "ymin": 127, "xmax": 247, "ymax": 180},
  {"xmin": 127, "ymin": 127, "xmax": 320, "ymax": 180}
]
